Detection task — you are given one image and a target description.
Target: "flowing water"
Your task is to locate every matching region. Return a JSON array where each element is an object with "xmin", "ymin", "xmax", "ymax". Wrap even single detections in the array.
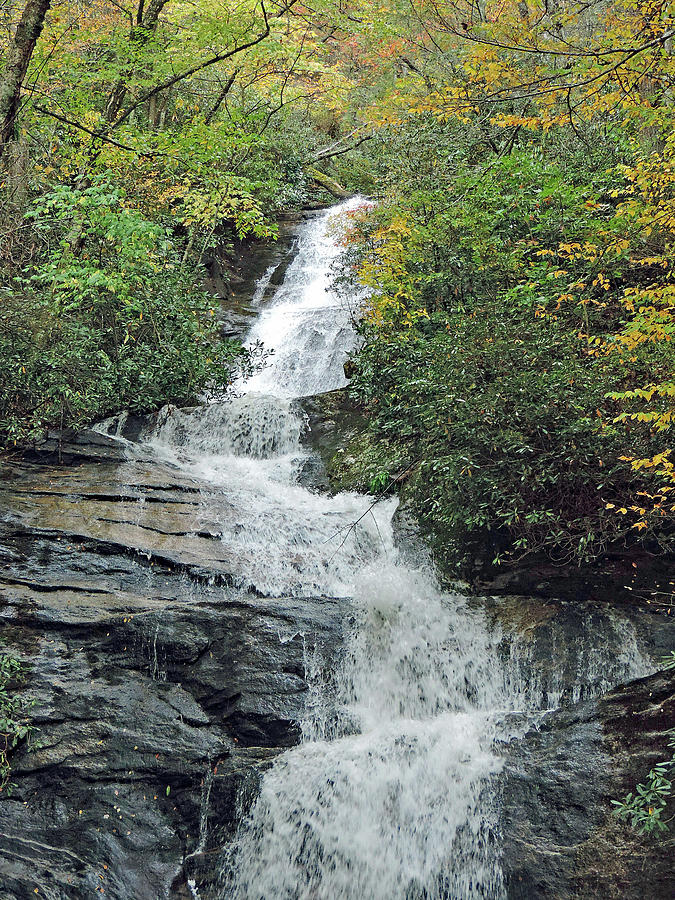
[
  {"xmin": 138, "ymin": 199, "xmax": 652, "ymax": 898},
  {"xmin": 239, "ymin": 197, "xmax": 366, "ymax": 397}
]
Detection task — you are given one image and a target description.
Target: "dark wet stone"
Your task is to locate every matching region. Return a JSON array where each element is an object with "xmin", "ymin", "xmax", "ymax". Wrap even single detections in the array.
[
  {"xmin": 18, "ymin": 427, "xmax": 139, "ymax": 465},
  {"xmin": 205, "ymin": 213, "xmax": 309, "ymax": 324},
  {"xmin": 471, "ymin": 549, "xmax": 675, "ymax": 607},
  {"xmin": 0, "ymin": 448, "xmax": 342, "ymax": 899},
  {"xmin": 500, "ymin": 669, "xmax": 675, "ymax": 899},
  {"xmin": 300, "ymin": 389, "xmax": 368, "ymax": 488},
  {"xmin": 485, "ymin": 593, "xmax": 675, "ymax": 708}
]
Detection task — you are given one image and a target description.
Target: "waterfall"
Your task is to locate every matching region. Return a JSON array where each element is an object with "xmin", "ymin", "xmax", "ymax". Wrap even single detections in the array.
[
  {"xmin": 239, "ymin": 197, "xmax": 368, "ymax": 397},
  {"xmin": 223, "ymin": 568, "xmax": 512, "ymax": 900},
  {"xmin": 148, "ymin": 395, "xmax": 305, "ymax": 460},
  {"xmin": 136, "ymin": 199, "xmax": 652, "ymax": 898}
]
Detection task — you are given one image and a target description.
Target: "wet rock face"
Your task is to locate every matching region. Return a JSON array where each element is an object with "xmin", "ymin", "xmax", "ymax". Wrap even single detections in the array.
[
  {"xmin": 1, "ymin": 427, "xmax": 674, "ymax": 899},
  {"xmin": 0, "ymin": 437, "xmax": 342, "ymax": 899},
  {"xmin": 500, "ymin": 669, "xmax": 675, "ymax": 900},
  {"xmin": 470, "ymin": 547, "xmax": 675, "ymax": 607},
  {"xmin": 205, "ymin": 214, "xmax": 307, "ymax": 336},
  {"xmin": 492, "ymin": 594, "xmax": 675, "ymax": 899},
  {"xmin": 485, "ymin": 594, "xmax": 674, "ymax": 709},
  {"xmin": 299, "ymin": 390, "xmax": 369, "ymax": 493}
]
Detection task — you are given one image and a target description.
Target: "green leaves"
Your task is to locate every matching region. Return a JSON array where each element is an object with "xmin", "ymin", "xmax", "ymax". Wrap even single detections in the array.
[
  {"xmin": 0, "ymin": 649, "xmax": 34, "ymax": 796},
  {"xmin": 342, "ymin": 133, "xmax": 672, "ymax": 573},
  {"xmin": 0, "ymin": 180, "xmax": 249, "ymax": 447},
  {"xmin": 612, "ymin": 726, "xmax": 675, "ymax": 837},
  {"xmin": 368, "ymin": 471, "xmax": 390, "ymax": 494}
]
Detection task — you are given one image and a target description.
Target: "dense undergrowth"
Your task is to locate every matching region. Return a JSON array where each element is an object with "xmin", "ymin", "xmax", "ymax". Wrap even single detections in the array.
[
  {"xmin": 330, "ymin": 0, "xmax": 675, "ymax": 585},
  {"xmin": 339, "ymin": 128, "xmax": 675, "ymax": 576},
  {"xmin": 1, "ymin": 180, "xmax": 252, "ymax": 443}
]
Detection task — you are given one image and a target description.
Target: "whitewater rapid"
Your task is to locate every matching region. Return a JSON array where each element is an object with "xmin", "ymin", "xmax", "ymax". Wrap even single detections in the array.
[{"xmin": 134, "ymin": 199, "xmax": 651, "ymax": 899}]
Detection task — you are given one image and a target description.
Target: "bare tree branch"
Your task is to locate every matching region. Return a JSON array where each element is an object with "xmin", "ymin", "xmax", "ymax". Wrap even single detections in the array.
[
  {"xmin": 204, "ymin": 68, "xmax": 238, "ymax": 125},
  {"xmin": 33, "ymin": 102, "xmax": 158, "ymax": 156},
  {"xmin": 312, "ymin": 128, "xmax": 374, "ymax": 163},
  {"xmin": 109, "ymin": 1, "xmax": 271, "ymax": 131}
]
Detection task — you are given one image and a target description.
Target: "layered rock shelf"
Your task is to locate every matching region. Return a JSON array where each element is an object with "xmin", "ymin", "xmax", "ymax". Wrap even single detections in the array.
[{"xmin": 1, "ymin": 429, "xmax": 673, "ymax": 897}]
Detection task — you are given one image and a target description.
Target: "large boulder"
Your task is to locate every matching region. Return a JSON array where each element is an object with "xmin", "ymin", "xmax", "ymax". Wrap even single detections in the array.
[
  {"xmin": 500, "ymin": 668, "xmax": 675, "ymax": 899},
  {"xmin": 0, "ymin": 446, "xmax": 341, "ymax": 899}
]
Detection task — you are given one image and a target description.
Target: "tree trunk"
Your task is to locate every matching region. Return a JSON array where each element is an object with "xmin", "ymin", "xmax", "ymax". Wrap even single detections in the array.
[
  {"xmin": 104, "ymin": 0, "xmax": 170, "ymax": 122},
  {"xmin": 0, "ymin": 0, "xmax": 51, "ymax": 161},
  {"xmin": 305, "ymin": 166, "xmax": 350, "ymax": 199}
]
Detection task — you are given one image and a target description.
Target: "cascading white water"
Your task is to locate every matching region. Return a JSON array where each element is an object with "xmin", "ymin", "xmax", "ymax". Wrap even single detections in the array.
[
  {"xmin": 137, "ymin": 199, "xmax": 652, "ymax": 898},
  {"xmin": 224, "ymin": 565, "xmax": 513, "ymax": 900},
  {"xmin": 142, "ymin": 394, "xmax": 397, "ymax": 598},
  {"xmin": 150, "ymin": 396, "xmax": 305, "ymax": 460},
  {"xmin": 239, "ymin": 196, "xmax": 368, "ymax": 397}
]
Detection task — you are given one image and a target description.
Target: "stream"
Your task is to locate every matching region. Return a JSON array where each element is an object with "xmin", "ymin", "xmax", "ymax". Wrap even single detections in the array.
[
  {"xmin": 140, "ymin": 200, "xmax": 652, "ymax": 898},
  {"xmin": 0, "ymin": 200, "xmax": 671, "ymax": 900}
]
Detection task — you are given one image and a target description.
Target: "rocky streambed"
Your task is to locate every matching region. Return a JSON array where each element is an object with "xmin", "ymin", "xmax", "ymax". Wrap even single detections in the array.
[{"xmin": 0, "ymin": 424, "xmax": 673, "ymax": 899}]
